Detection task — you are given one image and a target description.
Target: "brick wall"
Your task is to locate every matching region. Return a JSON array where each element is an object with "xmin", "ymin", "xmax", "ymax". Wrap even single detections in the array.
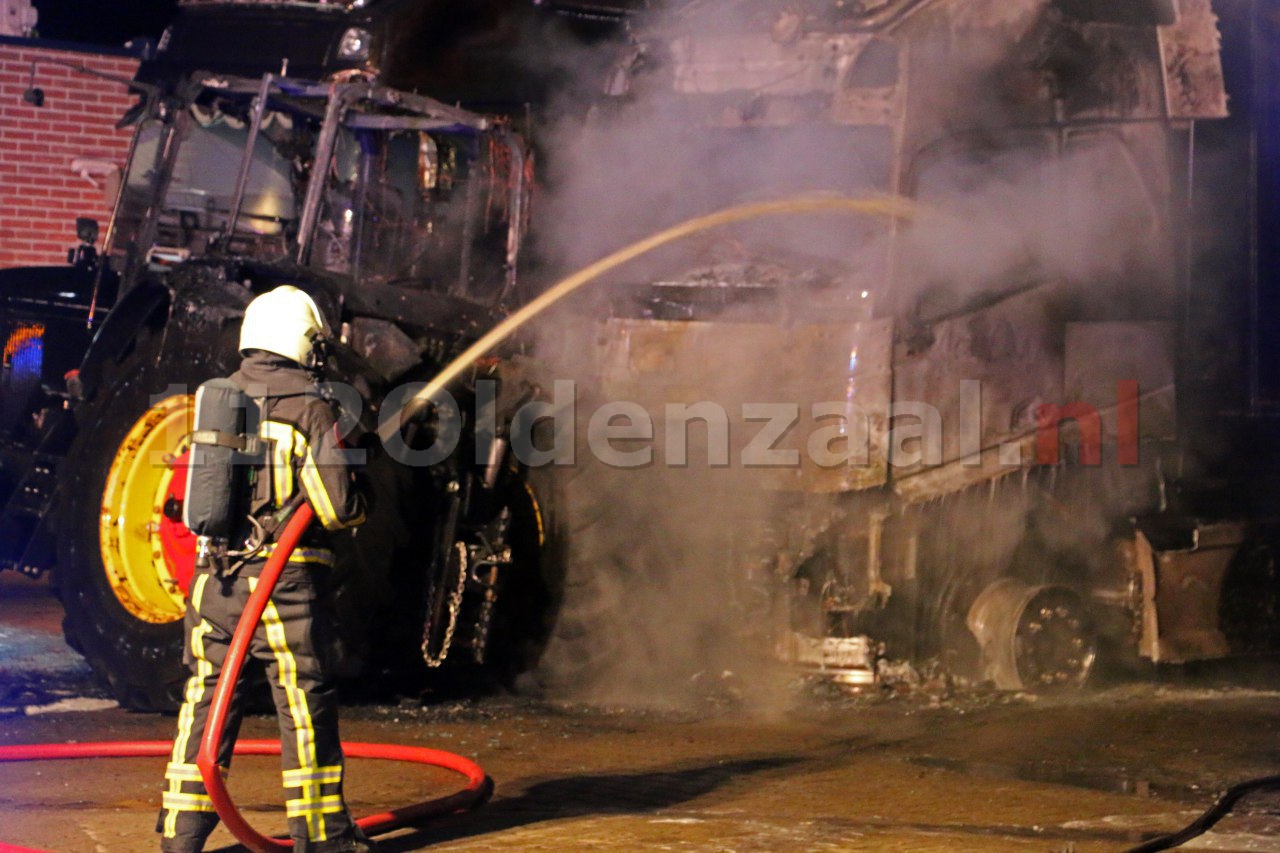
[{"xmin": 0, "ymin": 39, "xmax": 139, "ymax": 267}]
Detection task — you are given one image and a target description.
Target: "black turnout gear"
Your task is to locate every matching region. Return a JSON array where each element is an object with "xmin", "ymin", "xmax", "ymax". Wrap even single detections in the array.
[{"xmin": 159, "ymin": 352, "xmax": 368, "ymax": 853}]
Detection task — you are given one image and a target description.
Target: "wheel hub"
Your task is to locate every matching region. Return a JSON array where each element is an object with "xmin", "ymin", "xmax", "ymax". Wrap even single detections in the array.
[
  {"xmin": 99, "ymin": 394, "xmax": 193, "ymax": 624},
  {"xmin": 967, "ymin": 578, "xmax": 1097, "ymax": 690}
]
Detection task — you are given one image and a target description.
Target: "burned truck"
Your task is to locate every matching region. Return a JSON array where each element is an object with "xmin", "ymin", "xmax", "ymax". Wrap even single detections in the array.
[
  {"xmin": 528, "ymin": 0, "xmax": 1280, "ymax": 696},
  {"xmin": 0, "ymin": 0, "xmax": 1275, "ymax": 707}
]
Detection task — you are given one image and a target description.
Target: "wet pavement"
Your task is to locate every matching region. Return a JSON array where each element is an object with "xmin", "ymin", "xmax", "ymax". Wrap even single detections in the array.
[{"xmin": 3, "ymin": 572, "xmax": 1280, "ymax": 852}]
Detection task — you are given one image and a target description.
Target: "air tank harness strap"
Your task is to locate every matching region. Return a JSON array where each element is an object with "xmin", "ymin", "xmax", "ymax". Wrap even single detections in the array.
[
  {"xmin": 229, "ymin": 392, "xmax": 280, "ymax": 571},
  {"xmin": 187, "ymin": 429, "xmax": 263, "ymax": 455}
]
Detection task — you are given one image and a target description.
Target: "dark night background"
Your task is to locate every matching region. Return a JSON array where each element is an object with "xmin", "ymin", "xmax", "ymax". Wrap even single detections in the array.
[{"xmin": 34, "ymin": 0, "xmax": 179, "ymax": 46}]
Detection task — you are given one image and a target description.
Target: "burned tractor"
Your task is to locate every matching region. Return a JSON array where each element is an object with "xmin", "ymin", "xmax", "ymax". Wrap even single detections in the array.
[{"xmin": 0, "ymin": 52, "xmax": 556, "ymax": 708}]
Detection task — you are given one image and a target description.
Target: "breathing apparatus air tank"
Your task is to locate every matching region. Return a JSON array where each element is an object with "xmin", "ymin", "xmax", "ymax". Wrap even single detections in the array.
[{"xmin": 183, "ymin": 378, "xmax": 261, "ymax": 568}]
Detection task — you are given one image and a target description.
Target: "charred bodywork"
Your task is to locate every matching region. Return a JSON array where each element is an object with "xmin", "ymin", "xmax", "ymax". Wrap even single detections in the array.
[
  {"xmin": 0, "ymin": 43, "xmax": 552, "ymax": 707},
  {"xmin": 529, "ymin": 0, "xmax": 1280, "ymax": 692}
]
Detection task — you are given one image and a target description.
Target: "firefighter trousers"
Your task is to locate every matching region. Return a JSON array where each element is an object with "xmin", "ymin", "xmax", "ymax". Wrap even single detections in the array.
[{"xmin": 157, "ymin": 561, "xmax": 362, "ymax": 853}]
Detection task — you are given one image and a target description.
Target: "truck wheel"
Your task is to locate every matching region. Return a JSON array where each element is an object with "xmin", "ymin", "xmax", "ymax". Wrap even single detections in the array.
[
  {"xmin": 967, "ymin": 578, "xmax": 1097, "ymax": 690},
  {"xmin": 56, "ymin": 336, "xmax": 226, "ymax": 711}
]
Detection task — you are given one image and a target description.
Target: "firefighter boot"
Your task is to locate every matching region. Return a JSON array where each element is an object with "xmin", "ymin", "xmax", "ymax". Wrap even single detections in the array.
[{"xmin": 352, "ymin": 825, "xmax": 380, "ymax": 852}]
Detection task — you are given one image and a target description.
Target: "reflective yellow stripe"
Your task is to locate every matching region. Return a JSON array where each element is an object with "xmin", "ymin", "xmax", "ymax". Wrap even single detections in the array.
[
  {"xmin": 285, "ymin": 794, "xmax": 345, "ymax": 819},
  {"xmin": 250, "ymin": 576, "xmax": 324, "ymax": 840},
  {"xmin": 258, "ymin": 544, "xmax": 335, "ymax": 566},
  {"xmin": 300, "ymin": 446, "xmax": 341, "ymax": 530},
  {"xmin": 259, "ymin": 420, "xmax": 302, "ymax": 507},
  {"xmin": 162, "ymin": 791, "xmax": 216, "ymax": 813},
  {"xmin": 165, "ymin": 574, "xmax": 212, "ymax": 838},
  {"xmin": 191, "ymin": 570, "xmax": 208, "ymax": 611},
  {"xmin": 283, "ymin": 765, "xmax": 343, "ymax": 786},
  {"xmin": 164, "ymin": 762, "xmax": 203, "ymax": 783},
  {"xmin": 261, "ymin": 418, "xmax": 352, "ymax": 531}
]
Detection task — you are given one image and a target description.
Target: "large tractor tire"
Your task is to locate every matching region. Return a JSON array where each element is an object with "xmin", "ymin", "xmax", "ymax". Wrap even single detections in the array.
[{"xmin": 56, "ymin": 327, "xmax": 232, "ymax": 711}]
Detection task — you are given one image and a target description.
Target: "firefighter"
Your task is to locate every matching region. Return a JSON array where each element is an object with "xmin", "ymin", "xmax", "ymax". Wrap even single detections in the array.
[{"xmin": 157, "ymin": 285, "xmax": 373, "ymax": 853}]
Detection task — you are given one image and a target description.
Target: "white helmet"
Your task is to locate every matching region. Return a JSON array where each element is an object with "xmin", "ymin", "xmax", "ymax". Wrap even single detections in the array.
[{"xmin": 239, "ymin": 285, "xmax": 327, "ymax": 365}]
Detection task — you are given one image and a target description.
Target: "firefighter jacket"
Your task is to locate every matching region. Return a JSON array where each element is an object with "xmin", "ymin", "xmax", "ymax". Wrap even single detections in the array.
[{"xmin": 230, "ymin": 351, "xmax": 365, "ymax": 556}]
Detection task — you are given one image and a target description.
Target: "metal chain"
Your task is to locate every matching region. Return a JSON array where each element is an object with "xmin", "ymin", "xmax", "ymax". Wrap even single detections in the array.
[{"xmin": 423, "ymin": 541, "xmax": 467, "ymax": 668}]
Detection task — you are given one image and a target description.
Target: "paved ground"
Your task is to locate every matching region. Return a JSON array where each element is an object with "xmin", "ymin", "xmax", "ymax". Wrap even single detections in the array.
[{"xmin": 3, "ymin": 572, "xmax": 1280, "ymax": 852}]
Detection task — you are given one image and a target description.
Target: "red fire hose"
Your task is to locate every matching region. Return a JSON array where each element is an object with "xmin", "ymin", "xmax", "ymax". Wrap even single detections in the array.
[{"xmin": 0, "ymin": 503, "xmax": 491, "ymax": 853}]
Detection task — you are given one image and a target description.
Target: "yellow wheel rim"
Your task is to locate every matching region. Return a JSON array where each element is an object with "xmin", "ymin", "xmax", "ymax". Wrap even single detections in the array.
[{"xmin": 99, "ymin": 394, "xmax": 192, "ymax": 624}]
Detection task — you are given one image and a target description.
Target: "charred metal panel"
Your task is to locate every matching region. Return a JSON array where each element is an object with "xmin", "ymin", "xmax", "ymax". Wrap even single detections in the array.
[
  {"xmin": 888, "ymin": 302, "xmax": 1174, "ymax": 503},
  {"xmin": 1064, "ymin": 321, "xmax": 1176, "ymax": 442},
  {"xmin": 348, "ymin": 317, "xmax": 425, "ymax": 383},
  {"xmin": 1129, "ymin": 523, "xmax": 1243, "ymax": 663},
  {"xmin": 594, "ymin": 317, "xmax": 893, "ymax": 493},
  {"xmin": 1157, "ymin": 0, "xmax": 1229, "ymax": 120},
  {"xmin": 891, "ymin": 0, "xmax": 1225, "ymax": 146},
  {"xmin": 777, "ymin": 632, "xmax": 876, "ymax": 686},
  {"xmin": 892, "ymin": 427, "xmax": 1042, "ymax": 504},
  {"xmin": 669, "ymin": 34, "xmax": 875, "ymax": 98},
  {"xmin": 663, "ymin": 31, "xmax": 905, "ymax": 128},
  {"xmin": 890, "ymin": 284, "xmax": 1068, "ymax": 480}
]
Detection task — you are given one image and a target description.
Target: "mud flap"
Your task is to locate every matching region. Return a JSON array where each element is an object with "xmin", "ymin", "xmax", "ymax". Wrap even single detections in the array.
[{"xmin": 1129, "ymin": 523, "xmax": 1244, "ymax": 663}]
